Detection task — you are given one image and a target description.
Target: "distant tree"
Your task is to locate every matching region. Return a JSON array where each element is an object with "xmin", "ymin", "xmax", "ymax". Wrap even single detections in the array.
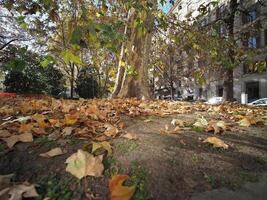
[
  {"xmin": 1, "ymin": 45, "xmax": 65, "ymax": 95},
  {"xmin": 76, "ymin": 68, "xmax": 98, "ymax": 99}
]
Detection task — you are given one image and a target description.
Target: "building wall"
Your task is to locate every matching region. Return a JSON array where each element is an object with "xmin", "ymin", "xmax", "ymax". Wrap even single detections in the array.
[{"xmin": 169, "ymin": 0, "xmax": 267, "ymax": 102}]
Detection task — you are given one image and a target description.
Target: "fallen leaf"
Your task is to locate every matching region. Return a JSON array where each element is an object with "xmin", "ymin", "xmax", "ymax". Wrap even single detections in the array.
[
  {"xmin": 203, "ymin": 137, "xmax": 229, "ymax": 149},
  {"xmin": 171, "ymin": 119, "xmax": 185, "ymax": 127},
  {"xmin": 19, "ymin": 123, "xmax": 32, "ymax": 133},
  {"xmin": 62, "ymin": 127, "xmax": 73, "ymax": 136},
  {"xmin": 121, "ymin": 132, "xmax": 137, "ymax": 140},
  {"xmin": 118, "ymin": 122, "xmax": 125, "ymax": 129},
  {"xmin": 64, "ymin": 114, "xmax": 78, "ymax": 125},
  {"xmin": 39, "ymin": 147, "xmax": 64, "ymax": 158},
  {"xmin": 2, "ymin": 132, "xmax": 33, "ymax": 148},
  {"xmin": 238, "ymin": 118, "xmax": 251, "ymax": 127},
  {"xmin": 206, "ymin": 120, "xmax": 227, "ymax": 134},
  {"xmin": 144, "ymin": 119, "xmax": 152, "ymax": 123},
  {"xmin": 193, "ymin": 117, "xmax": 208, "ymax": 128},
  {"xmin": 6, "ymin": 183, "xmax": 38, "ymax": 200},
  {"xmin": 92, "ymin": 141, "xmax": 112, "ymax": 156},
  {"xmin": 0, "ymin": 130, "xmax": 11, "ymax": 138},
  {"xmin": 0, "ymin": 174, "xmax": 14, "ymax": 190},
  {"xmin": 1, "ymin": 116, "xmax": 31, "ymax": 126},
  {"xmin": 109, "ymin": 175, "xmax": 136, "ymax": 200},
  {"xmin": 65, "ymin": 149, "xmax": 104, "ymax": 179},
  {"xmin": 104, "ymin": 124, "xmax": 119, "ymax": 137}
]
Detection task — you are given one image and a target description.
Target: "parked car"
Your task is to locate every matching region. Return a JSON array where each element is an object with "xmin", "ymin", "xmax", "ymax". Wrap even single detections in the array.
[
  {"xmin": 247, "ymin": 98, "xmax": 267, "ymax": 106},
  {"xmin": 206, "ymin": 97, "xmax": 223, "ymax": 105},
  {"xmin": 58, "ymin": 90, "xmax": 79, "ymax": 99}
]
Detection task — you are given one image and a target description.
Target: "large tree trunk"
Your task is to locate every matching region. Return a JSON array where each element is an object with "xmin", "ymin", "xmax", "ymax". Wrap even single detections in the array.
[
  {"xmin": 223, "ymin": 0, "xmax": 238, "ymax": 101},
  {"xmin": 223, "ymin": 69, "xmax": 234, "ymax": 101},
  {"xmin": 112, "ymin": 2, "xmax": 155, "ymax": 99}
]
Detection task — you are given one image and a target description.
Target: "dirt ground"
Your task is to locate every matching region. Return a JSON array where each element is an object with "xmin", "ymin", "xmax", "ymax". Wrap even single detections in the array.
[{"xmin": 0, "ymin": 112, "xmax": 267, "ymax": 200}]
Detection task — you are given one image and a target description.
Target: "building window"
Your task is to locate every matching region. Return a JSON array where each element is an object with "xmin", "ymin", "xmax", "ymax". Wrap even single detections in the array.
[
  {"xmin": 242, "ymin": 4, "xmax": 259, "ymax": 25},
  {"xmin": 243, "ymin": 34, "xmax": 260, "ymax": 48},
  {"xmin": 248, "ymin": 36, "xmax": 257, "ymax": 48},
  {"xmin": 218, "ymin": 24, "xmax": 226, "ymax": 37},
  {"xmin": 216, "ymin": 5, "xmax": 226, "ymax": 19},
  {"xmin": 246, "ymin": 81, "xmax": 259, "ymax": 102},
  {"xmin": 217, "ymin": 85, "xmax": 223, "ymax": 97}
]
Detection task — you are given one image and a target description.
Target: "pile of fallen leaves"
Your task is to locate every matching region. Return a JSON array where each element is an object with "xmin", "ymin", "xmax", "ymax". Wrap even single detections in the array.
[
  {"xmin": 0, "ymin": 97, "xmax": 266, "ymax": 199},
  {"xmin": 0, "ymin": 97, "xmax": 266, "ymax": 148}
]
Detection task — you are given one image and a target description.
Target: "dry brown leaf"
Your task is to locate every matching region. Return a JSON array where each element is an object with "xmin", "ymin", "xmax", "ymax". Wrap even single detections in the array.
[
  {"xmin": 0, "ymin": 174, "xmax": 14, "ymax": 190},
  {"xmin": 62, "ymin": 127, "xmax": 73, "ymax": 136},
  {"xmin": 65, "ymin": 149, "xmax": 104, "ymax": 179},
  {"xmin": 6, "ymin": 183, "xmax": 38, "ymax": 200},
  {"xmin": 0, "ymin": 130, "xmax": 11, "ymax": 138},
  {"xmin": 39, "ymin": 147, "xmax": 64, "ymax": 158},
  {"xmin": 121, "ymin": 132, "xmax": 137, "ymax": 140},
  {"xmin": 171, "ymin": 119, "xmax": 185, "ymax": 127},
  {"xmin": 104, "ymin": 124, "xmax": 119, "ymax": 137},
  {"xmin": 203, "ymin": 137, "xmax": 229, "ymax": 149},
  {"xmin": 109, "ymin": 175, "xmax": 136, "ymax": 200},
  {"xmin": 18, "ymin": 123, "xmax": 32, "ymax": 133},
  {"xmin": 2, "ymin": 132, "xmax": 33, "ymax": 148},
  {"xmin": 206, "ymin": 120, "xmax": 226, "ymax": 134}
]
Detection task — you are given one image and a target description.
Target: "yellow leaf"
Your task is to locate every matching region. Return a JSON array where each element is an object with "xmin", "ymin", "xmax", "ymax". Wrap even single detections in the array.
[
  {"xmin": 193, "ymin": 117, "xmax": 208, "ymax": 128},
  {"xmin": 238, "ymin": 118, "xmax": 251, "ymax": 127},
  {"xmin": 203, "ymin": 137, "xmax": 229, "ymax": 149},
  {"xmin": 92, "ymin": 141, "xmax": 113, "ymax": 156},
  {"xmin": 64, "ymin": 114, "xmax": 78, "ymax": 125},
  {"xmin": 104, "ymin": 124, "xmax": 119, "ymax": 137},
  {"xmin": 2, "ymin": 132, "xmax": 33, "ymax": 148},
  {"xmin": 109, "ymin": 175, "xmax": 136, "ymax": 200},
  {"xmin": 65, "ymin": 149, "xmax": 104, "ymax": 179},
  {"xmin": 39, "ymin": 147, "xmax": 64, "ymax": 158}
]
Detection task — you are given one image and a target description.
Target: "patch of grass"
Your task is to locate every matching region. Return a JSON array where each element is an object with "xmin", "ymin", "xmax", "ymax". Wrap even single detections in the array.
[
  {"xmin": 239, "ymin": 171, "xmax": 258, "ymax": 182},
  {"xmin": 192, "ymin": 126, "xmax": 204, "ymax": 133},
  {"xmin": 36, "ymin": 176, "xmax": 74, "ymax": 200},
  {"xmin": 169, "ymin": 158, "xmax": 179, "ymax": 166},
  {"xmin": 130, "ymin": 161, "xmax": 149, "ymax": 200},
  {"xmin": 205, "ymin": 174, "xmax": 217, "ymax": 189},
  {"xmin": 0, "ymin": 143, "xmax": 5, "ymax": 152},
  {"xmin": 68, "ymin": 137, "xmax": 81, "ymax": 146},
  {"xmin": 35, "ymin": 136, "xmax": 56, "ymax": 147},
  {"xmin": 192, "ymin": 153, "xmax": 199, "ymax": 163},
  {"xmin": 254, "ymin": 156, "xmax": 266, "ymax": 165},
  {"xmin": 116, "ymin": 140, "xmax": 139, "ymax": 155}
]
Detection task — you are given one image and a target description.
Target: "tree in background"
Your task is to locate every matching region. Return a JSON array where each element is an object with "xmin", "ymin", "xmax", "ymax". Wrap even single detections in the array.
[
  {"xmin": 1, "ymin": 45, "xmax": 65, "ymax": 95},
  {"xmin": 76, "ymin": 68, "xmax": 98, "ymax": 99}
]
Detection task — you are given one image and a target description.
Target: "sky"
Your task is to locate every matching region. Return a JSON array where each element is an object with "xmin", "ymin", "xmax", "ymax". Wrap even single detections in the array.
[{"xmin": 159, "ymin": 0, "xmax": 175, "ymax": 13}]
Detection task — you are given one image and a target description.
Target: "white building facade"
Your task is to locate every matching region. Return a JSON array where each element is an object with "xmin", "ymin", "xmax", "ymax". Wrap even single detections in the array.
[{"xmin": 169, "ymin": 0, "xmax": 267, "ymax": 102}]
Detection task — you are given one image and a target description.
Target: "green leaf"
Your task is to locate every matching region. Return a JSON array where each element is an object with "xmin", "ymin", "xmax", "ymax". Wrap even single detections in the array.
[
  {"xmin": 60, "ymin": 50, "xmax": 83, "ymax": 65},
  {"xmin": 40, "ymin": 55, "xmax": 55, "ymax": 68}
]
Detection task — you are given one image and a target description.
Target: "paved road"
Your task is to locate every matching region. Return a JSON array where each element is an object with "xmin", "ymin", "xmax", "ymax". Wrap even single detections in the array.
[{"xmin": 191, "ymin": 174, "xmax": 267, "ymax": 200}]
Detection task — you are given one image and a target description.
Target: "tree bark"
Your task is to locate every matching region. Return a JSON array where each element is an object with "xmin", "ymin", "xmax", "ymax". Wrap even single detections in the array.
[
  {"xmin": 70, "ymin": 63, "xmax": 74, "ymax": 99},
  {"xmin": 222, "ymin": 0, "xmax": 238, "ymax": 101},
  {"xmin": 112, "ymin": 2, "xmax": 155, "ymax": 99}
]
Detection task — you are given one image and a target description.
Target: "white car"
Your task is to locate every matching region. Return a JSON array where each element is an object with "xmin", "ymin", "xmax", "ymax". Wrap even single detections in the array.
[
  {"xmin": 248, "ymin": 98, "xmax": 267, "ymax": 106},
  {"xmin": 206, "ymin": 97, "xmax": 223, "ymax": 105}
]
